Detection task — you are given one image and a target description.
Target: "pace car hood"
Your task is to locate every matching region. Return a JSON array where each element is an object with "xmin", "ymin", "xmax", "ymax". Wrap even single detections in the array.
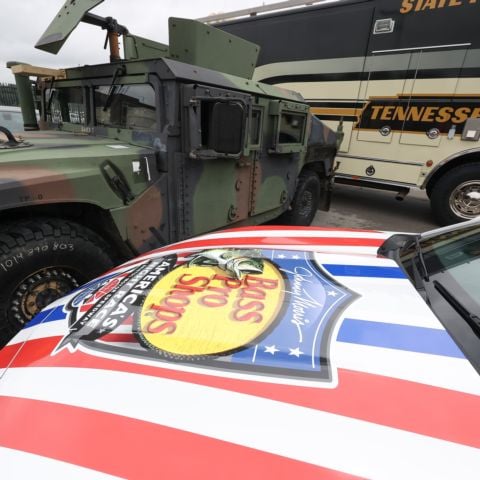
[{"xmin": 1, "ymin": 226, "xmax": 479, "ymax": 479}]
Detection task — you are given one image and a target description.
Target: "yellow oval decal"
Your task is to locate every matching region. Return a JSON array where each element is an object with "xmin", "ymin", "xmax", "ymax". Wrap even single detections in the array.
[{"xmin": 138, "ymin": 261, "xmax": 284, "ymax": 357}]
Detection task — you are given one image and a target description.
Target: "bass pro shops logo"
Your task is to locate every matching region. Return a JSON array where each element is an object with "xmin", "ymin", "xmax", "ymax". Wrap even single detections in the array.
[
  {"xmin": 356, "ymin": 94, "xmax": 480, "ymax": 134},
  {"xmin": 137, "ymin": 249, "xmax": 284, "ymax": 360},
  {"xmin": 54, "ymin": 248, "xmax": 357, "ymax": 384}
]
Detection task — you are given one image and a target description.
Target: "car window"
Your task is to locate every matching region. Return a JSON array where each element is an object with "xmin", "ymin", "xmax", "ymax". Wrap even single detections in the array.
[
  {"xmin": 0, "ymin": 109, "xmax": 24, "ymax": 132},
  {"xmin": 398, "ymin": 222, "xmax": 480, "ymax": 373}
]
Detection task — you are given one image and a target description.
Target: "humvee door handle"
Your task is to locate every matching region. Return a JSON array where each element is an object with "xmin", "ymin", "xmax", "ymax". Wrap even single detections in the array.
[{"xmin": 101, "ymin": 161, "xmax": 135, "ymax": 205}]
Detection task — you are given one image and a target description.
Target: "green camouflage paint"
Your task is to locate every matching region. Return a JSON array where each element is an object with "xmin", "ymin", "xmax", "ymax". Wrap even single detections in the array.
[{"xmin": 0, "ymin": 0, "xmax": 338, "ymax": 345}]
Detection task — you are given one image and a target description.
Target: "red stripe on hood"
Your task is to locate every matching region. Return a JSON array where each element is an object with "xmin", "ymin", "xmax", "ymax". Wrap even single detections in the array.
[
  {"xmin": 1, "ymin": 336, "xmax": 480, "ymax": 449},
  {"xmin": 0, "ymin": 396, "xmax": 358, "ymax": 480}
]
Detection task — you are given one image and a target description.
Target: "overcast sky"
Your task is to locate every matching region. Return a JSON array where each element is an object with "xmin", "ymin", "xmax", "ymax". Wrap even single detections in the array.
[{"xmin": 0, "ymin": 0, "xmax": 280, "ymax": 84}]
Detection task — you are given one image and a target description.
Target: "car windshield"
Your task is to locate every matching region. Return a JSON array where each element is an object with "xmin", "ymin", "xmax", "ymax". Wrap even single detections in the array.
[
  {"xmin": 396, "ymin": 221, "xmax": 480, "ymax": 371},
  {"xmin": 402, "ymin": 223, "xmax": 480, "ymax": 311}
]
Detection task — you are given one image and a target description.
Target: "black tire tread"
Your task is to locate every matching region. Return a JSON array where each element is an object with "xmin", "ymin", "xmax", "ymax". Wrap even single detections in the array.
[
  {"xmin": 0, "ymin": 218, "xmax": 107, "ymax": 258},
  {"xmin": 277, "ymin": 170, "xmax": 322, "ymax": 226},
  {"xmin": 0, "ymin": 217, "xmax": 115, "ymax": 346}
]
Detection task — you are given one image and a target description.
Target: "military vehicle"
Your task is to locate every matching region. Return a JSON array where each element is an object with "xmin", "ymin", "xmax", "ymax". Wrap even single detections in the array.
[{"xmin": 0, "ymin": 0, "xmax": 337, "ymax": 345}]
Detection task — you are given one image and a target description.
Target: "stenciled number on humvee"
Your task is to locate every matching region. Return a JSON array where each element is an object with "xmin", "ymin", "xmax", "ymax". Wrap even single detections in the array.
[{"xmin": 0, "ymin": 0, "xmax": 338, "ymax": 345}]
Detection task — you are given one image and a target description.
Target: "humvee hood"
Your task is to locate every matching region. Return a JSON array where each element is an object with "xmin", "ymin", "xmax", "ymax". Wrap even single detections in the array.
[
  {"xmin": 0, "ymin": 129, "xmax": 151, "ymax": 211},
  {"xmin": 0, "ymin": 129, "xmax": 150, "ymax": 165},
  {"xmin": 1, "ymin": 130, "xmax": 135, "ymax": 152}
]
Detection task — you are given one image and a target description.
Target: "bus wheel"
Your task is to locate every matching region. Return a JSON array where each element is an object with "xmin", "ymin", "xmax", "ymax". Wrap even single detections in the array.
[
  {"xmin": 430, "ymin": 163, "xmax": 480, "ymax": 225},
  {"xmin": 0, "ymin": 218, "xmax": 115, "ymax": 347},
  {"xmin": 278, "ymin": 171, "xmax": 321, "ymax": 226}
]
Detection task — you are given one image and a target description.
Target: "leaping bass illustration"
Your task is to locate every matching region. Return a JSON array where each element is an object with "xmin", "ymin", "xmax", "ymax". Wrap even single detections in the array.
[{"xmin": 187, "ymin": 249, "xmax": 264, "ymax": 279}]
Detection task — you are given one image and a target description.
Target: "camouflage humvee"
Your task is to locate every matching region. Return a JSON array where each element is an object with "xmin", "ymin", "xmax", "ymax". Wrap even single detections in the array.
[{"xmin": 0, "ymin": 0, "xmax": 337, "ymax": 345}]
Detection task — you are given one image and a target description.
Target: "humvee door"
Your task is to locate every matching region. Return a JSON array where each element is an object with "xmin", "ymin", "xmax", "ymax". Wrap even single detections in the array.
[{"xmin": 181, "ymin": 84, "xmax": 254, "ymax": 236}]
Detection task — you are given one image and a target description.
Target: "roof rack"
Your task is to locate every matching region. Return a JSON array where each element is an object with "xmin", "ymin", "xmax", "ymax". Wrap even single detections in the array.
[
  {"xmin": 10, "ymin": 64, "xmax": 66, "ymax": 80},
  {"xmin": 198, "ymin": 0, "xmax": 334, "ymax": 24}
]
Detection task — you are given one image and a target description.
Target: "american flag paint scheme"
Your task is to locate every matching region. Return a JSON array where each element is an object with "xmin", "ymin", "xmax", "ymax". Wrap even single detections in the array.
[{"xmin": 1, "ymin": 226, "xmax": 479, "ymax": 479}]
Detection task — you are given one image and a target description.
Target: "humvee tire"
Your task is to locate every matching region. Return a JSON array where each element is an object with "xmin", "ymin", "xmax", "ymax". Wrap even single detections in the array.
[
  {"xmin": 430, "ymin": 162, "xmax": 480, "ymax": 225},
  {"xmin": 277, "ymin": 170, "xmax": 322, "ymax": 226},
  {"xmin": 0, "ymin": 218, "xmax": 114, "ymax": 346}
]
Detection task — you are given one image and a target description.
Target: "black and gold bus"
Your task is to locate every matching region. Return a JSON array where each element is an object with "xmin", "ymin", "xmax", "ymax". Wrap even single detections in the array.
[{"xmin": 208, "ymin": 0, "xmax": 480, "ymax": 225}]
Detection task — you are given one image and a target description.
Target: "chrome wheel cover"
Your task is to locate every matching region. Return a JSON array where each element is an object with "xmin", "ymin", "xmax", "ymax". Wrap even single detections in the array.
[{"xmin": 450, "ymin": 180, "xmax": 480, "ymax": 219}]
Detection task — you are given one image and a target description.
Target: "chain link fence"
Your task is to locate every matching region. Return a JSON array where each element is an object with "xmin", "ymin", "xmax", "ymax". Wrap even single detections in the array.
[{"xmin": 0, "ymin": 83, "xmax": 19, "ymax": 106}]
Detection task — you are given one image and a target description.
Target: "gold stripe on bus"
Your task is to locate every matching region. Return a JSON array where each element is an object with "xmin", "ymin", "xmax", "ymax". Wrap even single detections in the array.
[
  {"xmin": 408, "ymin": 93, "xmax": 480, "ymax": 98},
  {"xmin": 366, "ymin": 94, "xmax": 480, "ymax": 99},
  {"xmin": 354, "ymin": 127, "xmax": 461, "ymax": 136},
  {"xmin": 310, "ymin": 107, "xmax": 363, "ymax": 116},
  {"xmin": 401, "ymin": 129, "xmax": 460, "ymax": 135}
]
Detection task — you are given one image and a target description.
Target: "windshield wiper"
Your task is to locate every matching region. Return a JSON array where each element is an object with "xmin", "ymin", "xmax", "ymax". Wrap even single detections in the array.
[
  {"xmin": 103, "ymin": 65, "xmax": 126, "ymax": 112},
  {"xmin": 46, "ymin": 77, "xmax": 55, "ymax": 117},
  {"xmin": 414, "ymin": 236, "xmax": 430, "ymax": 281},
  {"xmin": 434, "ymin": 280, "xmax": 480, "ymax": 335}
]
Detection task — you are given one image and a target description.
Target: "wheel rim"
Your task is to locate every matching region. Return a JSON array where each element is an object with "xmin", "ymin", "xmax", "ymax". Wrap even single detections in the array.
[
  {"xmin": 11, "ymin": 268, "xmax": 80, "ymax": 323},
  {"xmin": 298, "ymin": 189, "xmax": 314, "ymax": 218},
  {"xmin": 449, "ymin": 180, "xmax": 480, "ymax": 219}
]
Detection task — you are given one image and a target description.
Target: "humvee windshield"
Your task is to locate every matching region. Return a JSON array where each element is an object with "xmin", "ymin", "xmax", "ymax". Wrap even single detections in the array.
[
  {"xmin": 47, "ymin": 87, "xmax": 86, "ymax": 125},
  {"xmin": 94, "ymin": 84, "xmax": 156, "ymax": 131},
  {"xmin": 46, "ymin": 84, "xmax": 156, "ymax": 131}
]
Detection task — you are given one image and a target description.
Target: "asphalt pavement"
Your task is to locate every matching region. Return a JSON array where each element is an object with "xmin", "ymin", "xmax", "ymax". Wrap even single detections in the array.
[{"xmin": 313, "ymin": 184, "xmax": 438, "ymax": 233}]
